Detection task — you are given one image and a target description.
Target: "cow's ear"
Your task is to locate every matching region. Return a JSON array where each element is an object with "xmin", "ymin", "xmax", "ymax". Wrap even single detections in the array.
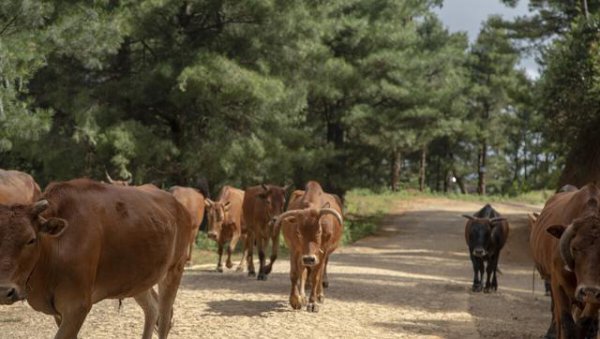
[
  {"xmin": 258, "ymin": 192, "xmax": 270, "ymax": 200},
  {"xmin": 205, "ymin": 199, "xmax": 213, "ymax": 208},
  {"xmin": 547, "ymin": 225, "xmax": 567, "ymax": 239},
  {"xmin": 321, "ymin": 202, "xmax": 331, "ymax": 209},
  {"xmin": 224, "ymin": 201, "xmax": 232, "ymax": 212},
  {"xmin": 39, "ymin": 217, "xmax": 68, "ymax": 237}
]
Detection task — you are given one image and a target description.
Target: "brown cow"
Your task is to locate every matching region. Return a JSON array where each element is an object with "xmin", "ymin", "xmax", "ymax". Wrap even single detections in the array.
[
  {"xmin": 531, "ymin": 183, "xmax": 600, "ymax": 338},
  {"xmin": 0, "ymin": 179, "xmax": 192, "ymax": 339},
  {"xmin": 274, "ymin": 181, "xmax": 344, "ymax": 312},
  {"xmin": 0, "ymin": 169, "xmax": 41, "ymax": 205},
  {"xmin": 243, "ymin": 184, "xmax": 289, "ymax": 280},
  {"xmin": 205, "ymin": 186, "xmax": 246, "ymax": 272},
  {"xmin": 169, "ymin": 186, "xmax": 206, "ymax": 264}
]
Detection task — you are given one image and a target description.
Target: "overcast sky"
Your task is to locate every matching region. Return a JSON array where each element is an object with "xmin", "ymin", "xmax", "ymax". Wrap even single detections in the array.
[{"xmin": 434, "ymin": 0, "xmax": 539, "ymax": 78}]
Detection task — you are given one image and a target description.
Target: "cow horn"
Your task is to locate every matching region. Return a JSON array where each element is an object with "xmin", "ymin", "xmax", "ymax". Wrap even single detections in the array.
[
  {"xmin": 272, "ymin": 210, "xmax": 302, "ymax": 236},
  {"xmin": 105, "ymin": 171, "xmax": 114, "ymax": 184},
  {"xmin": 319, "ymin": 208, "xmax": 343, "ymax": 225},
  {"xmin": 490, "ymin": 217, "xmax": 506, "ymax": 223},
  {"xmin": 31, "ymin": 200, "xmax": 49, "ymax": 215},
  {"xmin": 261, "ymin": 183, "xmax": 269, "ymax": 192},
  {"xmin": 462, "ymin": 214, "xmax": 475, "ymax": 220},
  {"xmin": 559, "ymin": 224, "xmax": 576, "ymax": 272}
]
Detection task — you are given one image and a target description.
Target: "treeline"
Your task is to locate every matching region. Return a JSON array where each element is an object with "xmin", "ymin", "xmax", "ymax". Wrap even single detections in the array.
[{"xmin": 0, "ymin": 0, "xmax": 581, "ymax": 197}]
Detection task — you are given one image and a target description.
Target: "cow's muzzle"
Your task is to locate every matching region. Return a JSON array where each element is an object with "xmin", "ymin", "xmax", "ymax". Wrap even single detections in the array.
[
  {"xmin": 576, "ymin": 285, "xmax": 600, "ymax": 304},
  {"xmin": 207, "ymin": 231, "xmax": 218, "ymax": 240},
  {"xmin": 0, "ymin": 284, "xmax": 24, "ymax": 305},
  {"xmin": 472, "ymin": 248, "xmax": 487, "ymax": 258},
  {"xmin": 302, "ymin": 255, "xmax": 319, "ymax": 267}
]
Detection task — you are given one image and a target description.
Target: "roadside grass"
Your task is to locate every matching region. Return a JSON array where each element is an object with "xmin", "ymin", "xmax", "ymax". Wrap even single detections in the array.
[{"xmin": 189, "ymin": 188, "xmax": 551, "ymax": 264}]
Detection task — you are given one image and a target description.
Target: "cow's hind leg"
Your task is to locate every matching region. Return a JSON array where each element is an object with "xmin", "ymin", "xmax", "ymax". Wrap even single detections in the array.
[
  {"xmin": 134, "ymin": 288, "xmax": 159, "ymax": 339},
  {"xmin": 157, "ymin": 265, "xmax": 185, "ymax": 339},
  {"xmin": 484, "ymin": 255, "xmax": 498, "ymax": 293},
  {"xmin": 264, "ymin": 231, "xmax": 279, "ymax": 275},
  {"xmin": 306, "ymin": 261, "xmax": 326, "ymax": 313},
  {"xmin": 322, "ymin": 255, "xmax": 330, "ymax": 288}
]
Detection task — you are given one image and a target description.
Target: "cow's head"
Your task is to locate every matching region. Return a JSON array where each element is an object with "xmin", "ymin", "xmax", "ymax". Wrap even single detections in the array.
[
  {"xmin": 548, "ymin": 214, "xmax": 600, "ymax": 304},
  {"xmin": 105, "ymin": 171, "xmax": 132, "ymax": 186},
  {"xmin": 462, "ymin": 215, "xmax": 506, "ymax": 257},
  {"xmin": 275, "ymin": 206, "xmax": 343, "ymax": 267},
  {"xmin": 259, "ymin": 184, "xmax": 289, "ymax": 221},
  {"xmin": 0, "ymin": 200, "xmax": 67, "ymax": 305},
  {"xmin": 204, "ymin": 199, "xmax": 231, "ymax": 240}
]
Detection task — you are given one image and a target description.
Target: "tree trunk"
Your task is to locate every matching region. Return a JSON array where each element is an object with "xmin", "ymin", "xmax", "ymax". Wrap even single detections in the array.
[
  {"xmin": 452, "ymin": 169, "xmax": 467, "ymax": 194},
  {"xmin": 390, "ymin": 149, "xmax": 401, "ymax": 192},
  {"xmin": 443, "ymin": 169, "xmax": 449, "ymax": 193},
  {"xmin": 419, "ymin": 145, "xmax": 427, "ymax": 192},
  {"xmin": 477, "ymin": 140, "xmax": 487, "ymax": 195}
]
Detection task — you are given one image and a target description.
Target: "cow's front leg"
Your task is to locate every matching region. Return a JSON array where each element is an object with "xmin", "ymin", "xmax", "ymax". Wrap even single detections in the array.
[
  {"xmin": 246, "ymin": 231, "xmax": 256, "ymax": 277},
  {"xmin": 227, "ymin": 231, "xmax": 240, "ymax": 269},
  {"xmin": 299, "ymin": 266, "xmax": 308, "ymax": 305},
  {"xmin": 470, "ymin": 254, "xmax": 483, "ymax": 292},
  {"xmin": 306, "ymin": 261, "xmax": 325, "ymax": 313},
  {"xmin": 236, "ymin": 233, "xmax": 248, "ymax": 272},
  {"xmin": 216, "ymin": 243, "xmax": 224, "ymax": 273},
  {"xmin": 54, "ymin": 300, "xmax": 91, "ymax": 339},
  {"xmin": 289, "ymin": 255, "xmax": 302, "ymax": 310},
  {"xmin": 257, "ymin": 236, "xmax": 268, "ymax": 281}
]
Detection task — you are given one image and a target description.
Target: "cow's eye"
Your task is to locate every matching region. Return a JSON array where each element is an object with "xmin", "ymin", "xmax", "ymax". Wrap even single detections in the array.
[{"xmin": 26, "ymin": 238, "xmax": 36, "ymax": 246}]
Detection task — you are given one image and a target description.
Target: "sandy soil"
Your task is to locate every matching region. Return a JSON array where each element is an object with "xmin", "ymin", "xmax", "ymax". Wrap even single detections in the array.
[{"xmin": 0, "ymin": 198, "xmax": 551, "ymax": 338}]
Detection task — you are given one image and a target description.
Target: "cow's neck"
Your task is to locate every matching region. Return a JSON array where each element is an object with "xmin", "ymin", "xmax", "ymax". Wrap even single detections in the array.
[{"xmin": 26, "ymin": 237, "xmax": 59, "ymax": 315}]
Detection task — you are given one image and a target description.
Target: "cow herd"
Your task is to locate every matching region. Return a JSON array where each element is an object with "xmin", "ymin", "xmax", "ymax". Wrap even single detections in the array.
[
  {"xmin": 0, "ymin": 168, "xmax": 344, "ymax": 339},
  {"xmin": 4, "ymin": 166, "xmax": 600, "ymax": 338}
]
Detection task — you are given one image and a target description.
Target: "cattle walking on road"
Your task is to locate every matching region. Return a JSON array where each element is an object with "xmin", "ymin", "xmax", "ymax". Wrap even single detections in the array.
[
  {"xmin": 0, "ymin": 179, "xmax": 192, "ymax": 339},
  {"xmin": 205, "ymin": 186, "xmax": 246, "ymax": 272},
  {"xmin": 463, "ymin": 204, "xmax": 509, "ymax": 293},
  {"xmin": 243, "ymin": 184, "xmax": 289, "ymax": 280},
  {"xmin": 275, "ymin": 181, "xmax": 344, "ymax": 312},
  {"xmin": 531, "ymin": 183, "xmax": 600, "ymax": 339}
]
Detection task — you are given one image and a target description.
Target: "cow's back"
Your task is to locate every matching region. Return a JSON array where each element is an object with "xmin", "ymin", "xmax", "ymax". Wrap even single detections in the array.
[
  {"xmin": 30, "ymin": 179, "xmax": 192, "ymax": 310},
  {"xmin": 170, "ymin": 186, "xmax": 206, "ymax": 227},
  {"xmin": 242, "ymin": 186, "xmax": 268, "ymax": 227},
  {"xmin": 0, "ymin": 169, "xmax": 41, "ymax": 205},
  {"xmin": 531, "ymin": 185, "xmax": 600, "ymax": 279}
]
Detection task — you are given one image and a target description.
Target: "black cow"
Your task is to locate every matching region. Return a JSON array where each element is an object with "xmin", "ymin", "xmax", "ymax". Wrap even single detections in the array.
[{"xmin": 462, "ymin": 204, "xmax": 510, "ymax": 293}]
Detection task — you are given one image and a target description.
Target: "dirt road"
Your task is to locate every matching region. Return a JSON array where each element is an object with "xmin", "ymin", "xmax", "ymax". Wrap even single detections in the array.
[{"xmin": 0, "ymin": 198, "xmax": 551, "ymax": 338}]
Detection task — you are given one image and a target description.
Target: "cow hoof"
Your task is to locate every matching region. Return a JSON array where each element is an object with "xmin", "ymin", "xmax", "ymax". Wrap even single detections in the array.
[
  {"xmin": 306, "ymin": 303, "xmax": 319, "ymax": 313},
  {"xmin": 216, "ymin": 266, "xmax": 223, "ymax": 273},
  {"xmin": 472, "ymin": 285, "xmax": 482, "ymax": 292},
  {"xmin": 248, "ymin": 271, "xmax": 256, "ymax": 277},
  {"xmin": 236, "ymin": 266, "xmax": 244, "ymax": 273},
  {"xmin": 322, "ymin": 281, "xmax": 329, "ymax": 289},
  {"xmin": 290, "ymin": 296, "xmax": 302, "ymax": 310},
  {"xmin": 317, "ymin": 295, "xmax": 324, "ymax": 303},
  {"xmin": 483, "ymin": 287, "xmax": 491, "ymax": 294},
  {"xmin": 257, "ymin": 273, "xmax": 268, "ymax": 281},
  {"xmin": 226, "ymin": 261, "xmax": 233, "ymax": 269},
  {"xmin": 300, "ymin": 296, "xmax": 307, "ymax": 306}
]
